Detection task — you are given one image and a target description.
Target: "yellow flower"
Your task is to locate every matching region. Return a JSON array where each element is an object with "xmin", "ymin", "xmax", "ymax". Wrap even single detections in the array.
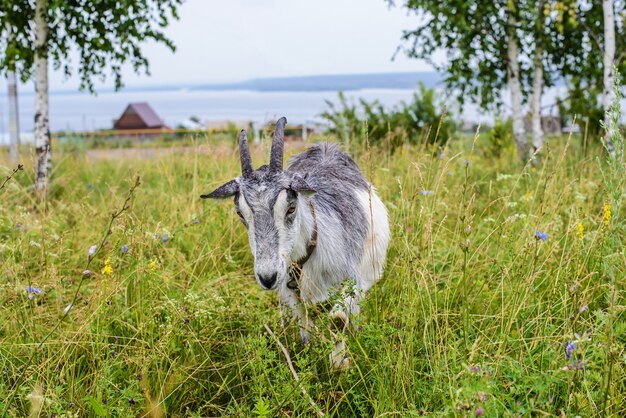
[
  {"xmin": 603, "ymin": 202, "xmax": 612, "ymax": 227},
  {"xmin": 149, "ymin": 260, "xmax": 157, "ymax": 271},
  {"xmin": 576, "ymin": 222, "xmax": 584, "ymax": 240},
  {"xmin": 101, "ymin": 258, "xmax": 113, "ymax": 276}
]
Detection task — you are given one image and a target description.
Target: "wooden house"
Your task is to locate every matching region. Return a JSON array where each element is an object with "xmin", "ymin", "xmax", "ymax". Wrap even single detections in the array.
[{"xmin": 113, "ymin": 102, "xmax": 168, "ymax": 130}]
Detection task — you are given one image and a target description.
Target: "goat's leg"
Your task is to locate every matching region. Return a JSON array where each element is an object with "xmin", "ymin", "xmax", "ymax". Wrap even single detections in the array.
[
  {"xmin": 328, "ymin": 286, "xmax": 364, "ymax": 371},
  {"xmin": 279, "ymin": 287, "xmax": 313, "ymax": 345},
  {"xmin": 330, "ymin": 286, "xmax": 364, "ymax": 332}
]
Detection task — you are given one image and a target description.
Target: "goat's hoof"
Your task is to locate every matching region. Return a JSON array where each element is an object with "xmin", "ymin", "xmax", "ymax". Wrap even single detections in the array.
[
  {"xmin": 331, "ymin": 310, "xmax": 348, "ymax": 332},
  {"xmin": 329, "ymin": 340, "xmax": 350, "ymax": 371}
]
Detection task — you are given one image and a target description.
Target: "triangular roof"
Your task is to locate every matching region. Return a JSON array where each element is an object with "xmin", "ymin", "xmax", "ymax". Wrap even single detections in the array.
[{"xmin": 118, "ymin": 102, "xmax": 166, "ymax": 128}]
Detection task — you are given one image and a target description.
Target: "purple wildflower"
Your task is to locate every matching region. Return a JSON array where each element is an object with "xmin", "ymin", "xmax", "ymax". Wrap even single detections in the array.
[
  {"xmin": 475, "ymin": 407, "xmax": 483, "ymax": 416},
  {"xmin": 162, "ymin": 232, "xmax": 167, "ymax": 243},
  {"xmin": 535, "ymin": 230, "xmax": 548, "ymax": 242},
  {"xmin": 420, "ymin": 190, "xmax": 433, "ymax": 195},
  {"xmin": 128, "ymin": 398, "xmax": 137, "ymax": 405},
  {"xmin": 193, "ymin": 219, "xmax": 200, "ymax": 224},
  {"xmin": 88, "ymin": 245, "xmax": 97, "ymax": 257},
  {"xmin": 82, "ymin": 270, "xmax": 93, "ymax": 276},
  {"xmin": 15, "ymin": 223, "xmax": 22, "ymax": 229},
  {"xmin": 439, "ymin": 153, "xmax": 445, "ymax": 159},
  {"xmin": 566, "ymin": 341, "xmax": 576, "ymax": 359},
  {"xmin": 26, "ymin": 286, "xmax": 42, "ymax": 300},
  {"xmin": 463, "ymin": 159, "xmax": 470, "ymax": 166},
  {"xmin": 121, "ymin": 244, "xmax": 128, "ymax": 254},
  {"xmin": 87, "ymin": 183, "xmax": 93, "ymax": 190}
]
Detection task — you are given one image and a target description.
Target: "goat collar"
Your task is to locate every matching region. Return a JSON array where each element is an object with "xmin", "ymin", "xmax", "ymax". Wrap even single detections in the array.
[{"xmin": 287, "ymin": 200, "xmax": 318, "ymax": 291}]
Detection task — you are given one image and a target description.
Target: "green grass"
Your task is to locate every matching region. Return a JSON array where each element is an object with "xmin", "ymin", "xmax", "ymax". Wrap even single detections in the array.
[{"xmin": 0, "ymin": 131, "xmax": 624, "ymax": 417}]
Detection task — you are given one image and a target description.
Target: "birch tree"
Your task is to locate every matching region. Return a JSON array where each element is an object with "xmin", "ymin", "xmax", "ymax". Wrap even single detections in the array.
[
  {"xmin": 6, "ymin": 25, "xmax": 20, "ymax": 164},
  {"xmin": 389, "ymin": 0, "xmax": 533, "ymax": 161},
  {"xmin": 603, "ymin": 0, "xmax": 617, "ymax": 152},
  {"xmin": 557, "ymin": 1, "xmax": 626, "ymax": 140},
  {"xmin": 0, "ymin": 0, "xmax": 182, "ymax": 195},
  {"xmin": 34, "ymin": 0, "xmax": 49, "ymax": 192}
]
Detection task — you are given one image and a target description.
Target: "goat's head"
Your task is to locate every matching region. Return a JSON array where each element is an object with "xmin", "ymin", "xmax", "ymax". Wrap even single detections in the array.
[{"xmin": 201, "ymin": 117, "xmax": 315, "ymax": 290}]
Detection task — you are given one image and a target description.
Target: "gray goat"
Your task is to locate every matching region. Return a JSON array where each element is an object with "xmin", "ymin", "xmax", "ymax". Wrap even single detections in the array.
[{"xmin": 202, "ymin": 117, "xmax": 389, "ymax": 368}]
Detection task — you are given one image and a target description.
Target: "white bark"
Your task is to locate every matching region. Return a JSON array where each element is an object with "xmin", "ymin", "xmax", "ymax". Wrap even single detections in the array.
[
  {"xmin": 507, "ymin": 11, "xmax": 527, "ymax": 161},
  {"xmin": 530, "ymin": 46, "xmax": 544, "ymax": 157},
  {"xmin": 34, "ymin": 0, "xmax": 50, "ymax": 194},
  {"xmin": 603, "ymin": 0, "xmax": 616, "ymax": 154},
  {"xmin": 7, "ymin": 56, "xmax": 20, "ymax": 163}
]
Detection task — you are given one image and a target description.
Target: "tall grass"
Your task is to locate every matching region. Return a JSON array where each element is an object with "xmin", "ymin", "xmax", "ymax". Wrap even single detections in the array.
[{"xmin": 0, "ymin": 127, "xmax": 624, "ymax": 416}]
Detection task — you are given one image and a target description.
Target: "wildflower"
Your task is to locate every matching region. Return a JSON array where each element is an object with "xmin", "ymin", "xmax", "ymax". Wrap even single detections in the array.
[
  {"xmin": 566, "ymin": 360, "xmax": 585, "ymax": 371},
  {"xmin": 128, "ymin": 398, "xmax": 137, "ymax": 406},
  {"xmin": 407, "ymin": 226, "xmax": 414, "ymax": 233},
  {"xmin": 463, "ymin": 159, "xmax": 470, "ymax": 166},
  {"xmin": 162, "ymin": 232, "xmax": 168, "ymax": 243},
  {"xmin": 419, "ymin": 190, "xmax": 433, "ymax": 195},
  {"xmin": 477, "ymin": 392, "xmax": 487, "ymax": 402},
  {"xmin": 26, "ymin": 286, "xmax": 42, "ymax": 300},
  {"xmin": 576, "ymin": 222, "xmax": 584, "ymax": 240},
  {"xmin": 475, "ymin": 407, "xmax": 483, "ymax": 416},
  {"xmin": 101, "ymin": 258, "xmax": 113, "ymax": 276},
  {"xmin": 15, "ymin": 223, "xmax": 22, "ymax": 229},
  {"xmin": 88, "ymin": 245, "xmax": 97, "ymax": 257},
  {"xmin": 448, "ymin": 171, "xmax": 453, "ymax": 176},
  {"xmin": 193, "ymin": 219, "xmax": 200, "ymax": 225},
  {"xmin": 153, "ymin": 233, "xmax": 159, "ymax": 239},
  {"xmin": 87, "ymin": 183, "xmax": 93, "ymax": 190},
  {"xmin": 566, "ymin": 341, "xmax": 576, "ymax": 359},
  {"xmin": 603, "ymin": 202, "xmax": 611, "ymax": 227},
  {"xmin": 465, "ymin": 225, "xmax": 472, "ymax": 234},
  {"xmin": 121, "ymin": 244, "xmax": 128, "ymax": 254},
  {"xmin": 149, "ymin": 260, "xmax": 157, "ymax": 271},
  {"xmin": 535, "ymin": 230, "xmax": 548, "ymax": 242},
  {"xmin": 439, "ymin": 153, "xmax": 445, "ymax": 159},
  {"xmin": 83, "ymin": 270, "xmax": 93, "ymax": 276}
]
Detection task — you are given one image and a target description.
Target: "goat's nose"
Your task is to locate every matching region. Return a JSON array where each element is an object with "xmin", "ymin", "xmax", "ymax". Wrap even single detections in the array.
[{"xmin": 257, "ymin": 272, "xmax": 278, "ymax": 289}]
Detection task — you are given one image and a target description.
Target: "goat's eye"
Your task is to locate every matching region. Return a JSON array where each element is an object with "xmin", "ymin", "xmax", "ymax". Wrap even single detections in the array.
[{"xmin": 286, "ymin": 206, "xmax": 296, "ymax": 216}]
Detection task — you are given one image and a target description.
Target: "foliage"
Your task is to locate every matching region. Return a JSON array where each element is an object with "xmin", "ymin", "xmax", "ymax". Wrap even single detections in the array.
[
  {"xmin": 0, "ymin": 0, "xmax": 182, "ymax": 91},
  {"xmin": 486, "ymin": 117, "xmax": 514, "ymax": 157},
  {"xmin": 0, "ymin": 123, "xmax": 624, "ymax": 415},
  {"xmin": 556, "ymin": 78, "xmax": 605, "ymax": 136},
  {"xmin": 321, "ymin": 84, "xmax": 456, "ymax": 153},
  {"xmin": 388, "ymin": 0, "xmax": 512, "ymax": 110}
]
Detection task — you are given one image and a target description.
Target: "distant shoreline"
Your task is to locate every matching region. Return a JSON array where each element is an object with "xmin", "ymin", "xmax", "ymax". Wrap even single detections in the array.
[{"xmin": 0, "ymin": 71, "xmax": 442, "ymax": 97}]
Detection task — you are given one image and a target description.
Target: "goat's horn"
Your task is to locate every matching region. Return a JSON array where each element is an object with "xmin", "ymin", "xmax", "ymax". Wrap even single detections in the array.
[
  {"xmin": 239, "ymin": 129, "xmax": 253, "ymax": 177},
  {"xmin": 269, "ymin": 117, "xmax": 287, "ymax": 173}
]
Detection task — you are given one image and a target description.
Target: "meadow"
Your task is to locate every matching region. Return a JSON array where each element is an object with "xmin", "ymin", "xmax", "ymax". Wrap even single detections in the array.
[{"xmin": 0, "ymin": 126, "xmax": 624, "ymax": 417}]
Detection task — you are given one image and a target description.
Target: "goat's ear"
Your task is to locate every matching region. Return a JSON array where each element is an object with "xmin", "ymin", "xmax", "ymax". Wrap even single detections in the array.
[
  {"xmin": 201, "ymin": 179, "xmax": 239, "ymax": 199},
  {"xmin": 290, "ymin": 174, "xmax": 316, "ymax": 196}
]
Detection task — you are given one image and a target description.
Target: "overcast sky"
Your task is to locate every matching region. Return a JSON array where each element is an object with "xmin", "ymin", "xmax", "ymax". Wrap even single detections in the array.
[{"xmin": 3, "ymin": 0, "xmax": 439, "ymax": 92}]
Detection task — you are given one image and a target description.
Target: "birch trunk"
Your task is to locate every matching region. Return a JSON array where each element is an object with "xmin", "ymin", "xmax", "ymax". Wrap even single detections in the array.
[
  {"xmin": 507, "ymin": 11, "xmax": 527, "ymax": 162},
  {"xmin": 530, "ymin": 46, "xmax": 544, "ymax": 158},
  {"xmin": 603, "ymin": 0, "xmax": 616, "ymax": 154},
  {"xmin": 34, "ymin": 0, "xmax": 51, "ymax": 194},
  {"xmin": 7, "ymin": 61, "xmax": 20, "ymax": 164}
]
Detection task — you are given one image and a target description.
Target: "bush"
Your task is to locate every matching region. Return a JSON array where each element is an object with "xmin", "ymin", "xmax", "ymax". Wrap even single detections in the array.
[
  {"xmin": 321, "ymin": 83, "xmax": 456, "ymax": 153},
  {"xmin": 486, "ymin": 118, "xmax": 513, "ymax": 157}
]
